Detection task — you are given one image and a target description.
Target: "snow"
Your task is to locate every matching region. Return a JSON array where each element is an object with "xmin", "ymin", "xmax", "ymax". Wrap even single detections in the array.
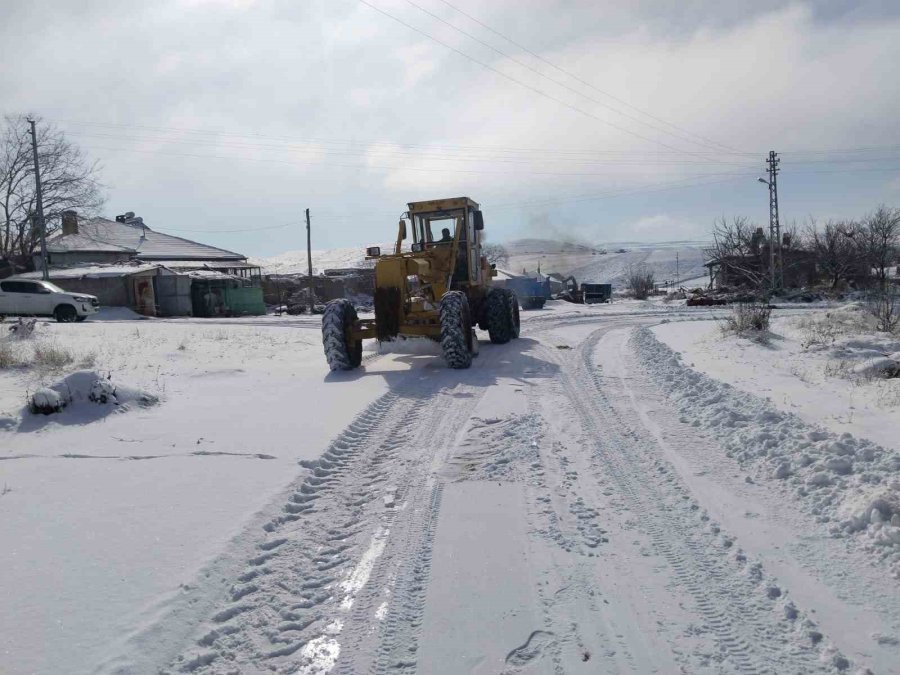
[
  {"xmin": 17, "ymin": 263, "xmax": 164, "ymax": 279},
  {"xmin": 250, "ymin": 245, "xmax": 386, "ymax": 275},
  {"xmin": 646, "ymin": 313, "xmax": 900, "ymax": 575},
  {"xmin": 3, "ymin": 297, "xmax": 899, "ymax": 675},
  {"xmin": 506, "ymin": 239, "xmax": 708, "ymax": 288},
  {"xmin": 651, "ymin": 308, "xmax": 900, "ymax": 454},
  {"xmin": 0, "ymin": 316, "xmax": 390, "ymax": 675}
]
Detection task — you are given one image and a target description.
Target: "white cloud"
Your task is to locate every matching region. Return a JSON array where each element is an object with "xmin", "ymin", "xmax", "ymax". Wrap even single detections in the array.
[{"xmin": 2, "ymin": 1, "xmax": 898, "ymax": 254}]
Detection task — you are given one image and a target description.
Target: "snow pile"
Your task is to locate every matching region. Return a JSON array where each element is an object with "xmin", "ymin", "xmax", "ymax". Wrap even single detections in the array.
[
  {"xmin": 852, "ymin": 356, "xmax": 900, "ymax": 378},
  {"xmin": 634, "ymin": 327, "xmax": 900, "ymax": 576},
  {"xmin": 27, "ymin": 370, "xmax": 158, "ymax": 417}
]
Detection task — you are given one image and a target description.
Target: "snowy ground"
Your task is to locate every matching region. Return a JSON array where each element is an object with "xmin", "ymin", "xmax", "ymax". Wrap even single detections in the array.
[{"xmin": 2, "ymin": 301, "xmax": 899, "ymax": 674}]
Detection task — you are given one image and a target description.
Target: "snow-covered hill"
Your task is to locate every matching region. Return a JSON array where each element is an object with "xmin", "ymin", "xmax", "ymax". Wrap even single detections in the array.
[
  {"xmin": 253, "ymin": 238, "xmax": 710, "ymax": 287},
  {"xmin": 248, "ymin": 244, "xmax": 386, "ymax": 275},
  {"xmin": 508, "ymin": 239, "xmax": 710, "ymax": 288}
]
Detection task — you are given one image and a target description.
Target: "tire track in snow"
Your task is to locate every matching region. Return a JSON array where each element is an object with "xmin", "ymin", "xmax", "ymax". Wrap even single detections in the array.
[
  {"xmin": 164, "ymin": 388, "xmax": 414, "ymax": 673},
  {"xmin": 347, "ymin": 383, "xmax": 490, "ymax": 674},
  {"xmin": 552, "ymin": 327, "xmax": 842, "ymax": 673}
]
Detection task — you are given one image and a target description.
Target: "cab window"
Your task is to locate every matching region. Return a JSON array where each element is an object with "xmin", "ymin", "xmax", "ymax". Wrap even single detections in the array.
[{"xmin": 1, "ymin": 281, "xmax": 42, "ymax": 293}]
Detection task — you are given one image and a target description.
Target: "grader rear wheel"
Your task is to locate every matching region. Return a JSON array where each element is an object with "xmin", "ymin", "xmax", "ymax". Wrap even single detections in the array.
[
  {"xmin": 486, "ymin": 287, "xmax": 519, "ymax": 344},
  {"xmin": 322, "ymin": 299, "xmax": 363, "ymax": 371},
  {"xmin": 439, "ymin": 291, "xmax": 473, "ymax": 369}
]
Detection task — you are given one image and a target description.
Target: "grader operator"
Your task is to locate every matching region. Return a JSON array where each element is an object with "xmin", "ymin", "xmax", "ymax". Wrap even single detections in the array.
[{"xmin": 322, "ymin": 197, "xmax": 520, "ymax": 370}]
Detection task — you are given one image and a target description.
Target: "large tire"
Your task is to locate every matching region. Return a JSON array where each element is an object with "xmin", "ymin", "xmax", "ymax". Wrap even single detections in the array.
[
  {"xmin": 485, "ymin": 288, "xmax": 518, "ymax": 344},
  {"xmin": 55, "ymin": 305, "xmax": 77, "ymax": 323},
  {"xmin": 439, "ymin": 291, "xmax": 473, "ymax": 369},
  {"xmin": 322, "ymin": 299, "xmax": 362, "ymax": 371},
  {"xmin": 507, "ymin": 289, "xmax": 521, "ymax": 339}
]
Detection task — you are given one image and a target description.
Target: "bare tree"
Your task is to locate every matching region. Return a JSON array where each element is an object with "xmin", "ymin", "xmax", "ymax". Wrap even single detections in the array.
[
  {"xmin": 626, "ymin": 264, "xmax": 655, "ymax": 299},
  {"xmin": 704, "ymin": 216, "xmax": 769, "ymax": 290},
  {"xmin": 482, "ymin": 242, "xmax": 509, "ymax": 268},
  {"xmin": 857, "ymin": 205, "xmax": 900, "ymax": 287},
  {"xmin": 805, "ymin": 219, "xmax": 860, "ymax": 289},
  {"xmin": 1, "ymin": 114, "xmax": 104, "ymax": 261}
]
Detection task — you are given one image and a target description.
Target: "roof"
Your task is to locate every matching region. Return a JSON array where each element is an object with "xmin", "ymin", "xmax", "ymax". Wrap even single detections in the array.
[
  {"xmin": 407, "ymin": 197, "xmax": 479, "ymax": 213},
  {"xmin": 15, "ymin": 263, "xmax": 166, "ymax": 280},
  {"xmin": 46, "ymin": 217, "xmax": 246, "ymax": 261},
  {"xmin": 150, "ymin": 260, "xmax": 259, "ymax": 270}
]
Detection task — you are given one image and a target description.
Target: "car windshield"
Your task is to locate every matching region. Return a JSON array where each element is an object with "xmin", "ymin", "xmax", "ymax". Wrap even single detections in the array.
[{"xmin": 41, "ymin": 281, "xmax": 66, "ymax": 293}]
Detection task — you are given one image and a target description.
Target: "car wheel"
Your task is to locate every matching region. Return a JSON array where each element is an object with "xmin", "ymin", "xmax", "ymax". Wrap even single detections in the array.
[{"xmin": 55, "ymin": 305, "xmax": 78, "ymax": 323}]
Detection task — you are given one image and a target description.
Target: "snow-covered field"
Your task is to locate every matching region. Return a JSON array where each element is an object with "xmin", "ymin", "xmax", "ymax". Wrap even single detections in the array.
[{"xmin": 2, "ymin": 300, "xmax": 899, "ymax": 674}]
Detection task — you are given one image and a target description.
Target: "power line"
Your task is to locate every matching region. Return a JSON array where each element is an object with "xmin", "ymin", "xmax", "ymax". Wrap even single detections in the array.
[
  {"xmin": 52, "ymin": 118, "xmax": 900, "ymax": 161},
  {"xmin": 63, "ymin": 129, "xmax": 759, "ymax": 169},
  {"xmin": 356, "ymin": 0, "xmax": 712, "ymax": 155},
  {"xmin": 81, "ymin": 141, "xmax": 761, "ymax": 178},
  {"xmin": 55, "ymin": 118, "xmax": 759, "ymax": 158},
  {"xmin": 155, "ymin": 221, "xmax": 300, "ymax": 234},
  {"xmin": 433, "ymin": 0, "xmax": 744, "ymax": 154},
  {"xmin": 400, "ymin": 0, "xmax": 734, "ymax": 154}
]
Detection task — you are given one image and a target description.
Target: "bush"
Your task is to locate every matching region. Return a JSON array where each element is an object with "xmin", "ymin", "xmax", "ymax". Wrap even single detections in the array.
[
  {"xmin": 867, "ymin": 288, "xmax": 900, "ymax": 333},
  {"xmin": 32, "ymin": 342, "xmax": 74, "ymax": 369},
  {"xmin": 627, "ymin": 266, "xmax": 655, "ymax": 300},
  {"xmin": 722, "ymin": 302, "xmax": 772, "ymax": 335},
  {"xmin": 797, "ymin": 314, "xmax": 839, "ymax": 350},
  {"xmin": 0, "ymin": 341, "xmax": 21, "ymax": 369}
]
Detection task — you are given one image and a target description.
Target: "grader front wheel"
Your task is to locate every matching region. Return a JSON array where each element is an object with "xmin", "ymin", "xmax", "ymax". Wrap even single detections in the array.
[{"xmin": 322, "ymin": 299, "xmax": 363, "ymax": 371}]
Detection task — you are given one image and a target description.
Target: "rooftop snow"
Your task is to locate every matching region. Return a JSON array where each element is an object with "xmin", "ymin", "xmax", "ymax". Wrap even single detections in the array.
[
  {"xmin": 15, "ymin": 263, "xmax": 165, "ymax": 279},
  {"xmin": 46, "ymin": 217, "xmax": 246, "ymax": 261}
]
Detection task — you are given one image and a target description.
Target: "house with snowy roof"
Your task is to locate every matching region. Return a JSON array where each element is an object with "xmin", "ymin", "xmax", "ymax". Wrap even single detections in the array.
[
  {"xmin": 24, "ymin": 210, "xmax": 264, "ymax": 317},
  {"xmin": 38, "ymin": 211, "xmax": 250, "ymax": 269}
]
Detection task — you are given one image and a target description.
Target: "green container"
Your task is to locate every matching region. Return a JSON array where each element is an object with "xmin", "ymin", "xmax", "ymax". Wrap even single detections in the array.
[{"xmin": 223, "ymin": 286, "xmax": 266, "ymax": 315}]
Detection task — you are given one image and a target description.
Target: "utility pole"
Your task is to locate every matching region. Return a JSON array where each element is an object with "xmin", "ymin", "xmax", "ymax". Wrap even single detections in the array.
[
  {"xmin": 305, "ymin": 208, "xmax": 314, "ymax": 313},
  {"xmin": 675, "ymin": 251, "xmax": 680, "ymax": 288},
  {"xmin": 27, "ymin": 119, "xmax": 50, "ymax": 281},
  {"xmin": 765, "ymin": 150, "xmax": 782, "ymax": 292}
]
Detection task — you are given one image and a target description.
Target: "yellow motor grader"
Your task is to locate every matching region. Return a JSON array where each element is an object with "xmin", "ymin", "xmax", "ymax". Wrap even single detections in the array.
[{"xmin": 322, "ymin": 197, "xmax": 520, "ymax": 370}]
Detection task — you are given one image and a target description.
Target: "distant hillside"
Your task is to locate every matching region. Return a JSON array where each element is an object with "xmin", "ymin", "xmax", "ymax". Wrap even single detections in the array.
[
  {"xmin": 252, "ymin": 238, "xmax": 711, "ymax": 288},
  {"xmin": 249, "ymin": 244, "xmax": 386, "ymax": 275},
  {"xmin": 505, "ymin": 238, "xmax": 710, "ymax": 288}
]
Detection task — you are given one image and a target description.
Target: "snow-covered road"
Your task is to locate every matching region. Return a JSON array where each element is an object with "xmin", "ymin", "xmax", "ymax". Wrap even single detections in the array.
[{"xmin": 4, "ymin": 306, "xmax": 898, "ymax": 674}]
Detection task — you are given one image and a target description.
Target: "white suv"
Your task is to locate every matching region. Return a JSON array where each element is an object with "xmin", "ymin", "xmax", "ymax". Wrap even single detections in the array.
[{"xmin": 0, "ymin": 279, "xmax": 99, "ymax": 322}]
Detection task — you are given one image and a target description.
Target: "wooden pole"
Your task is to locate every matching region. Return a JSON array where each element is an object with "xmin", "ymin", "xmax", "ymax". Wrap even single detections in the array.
[
  {"xmin": 27, "ymin": 120, "xmax": 50, "ymax": 281},
  {"xmin": 306, "ymin": 208, "xmax": 314, "ymax": 313}
]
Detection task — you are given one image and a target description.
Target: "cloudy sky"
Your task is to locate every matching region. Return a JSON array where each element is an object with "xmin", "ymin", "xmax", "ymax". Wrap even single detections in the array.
[{"xmin": 2, "ymin": 0, "xmax": 899, "ymax": 256}]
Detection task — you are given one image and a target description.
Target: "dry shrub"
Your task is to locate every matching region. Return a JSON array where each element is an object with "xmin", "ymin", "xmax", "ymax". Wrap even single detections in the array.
[
  {"xmin": 867, "ymin": 288, "xmax": 900, "ymax": 333},
  {"xmin": 722, "ymin": 302, "xmax": 772, "ymax": 335},
  {"xmin": 627, "ymin": 266, "xmax": 655, "ymax": 300},
  {"xmin": 0, "ymin": 341, "xmax": 22, "ymax": 369},
  {"xmin": 32, "ymin": 342, "xmax": 74, "ymax": 369},
  {"xmin": 797, "ymin": 314, "xmax": 840, "ymax": 350}
]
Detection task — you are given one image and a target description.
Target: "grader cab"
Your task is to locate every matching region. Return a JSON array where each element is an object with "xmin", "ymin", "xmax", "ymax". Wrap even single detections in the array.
[{"xmin": 322, "ymin": 197, "xmax": 520, "ymax": 370}]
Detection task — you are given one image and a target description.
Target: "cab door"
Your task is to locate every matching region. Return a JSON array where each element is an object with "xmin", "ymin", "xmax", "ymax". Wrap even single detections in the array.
[
  {"xmin": 467, "ymin": 210, "xmax": 480, "ymax": 285},
  {"xmin": 0, "ymin": 280, "xmax": 49, "ymax": 315}
]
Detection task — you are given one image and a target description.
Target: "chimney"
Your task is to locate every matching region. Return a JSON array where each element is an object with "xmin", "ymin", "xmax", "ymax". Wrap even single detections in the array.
[{"xmin": 61, "ymin": 210, "xmax": 78, "ymax": 236}]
